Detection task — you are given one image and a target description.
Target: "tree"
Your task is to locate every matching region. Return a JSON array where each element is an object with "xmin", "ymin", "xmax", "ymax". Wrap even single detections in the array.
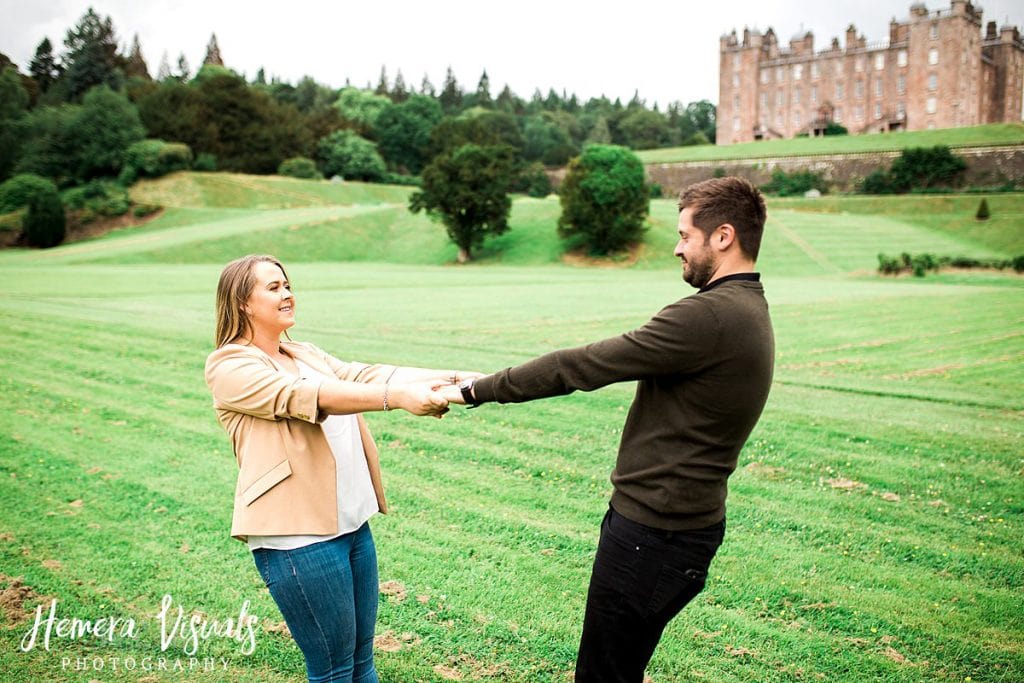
[
  {"xmin": 975, "ymin": 198, "xmax": 990, "ymax": 221},
  {"xmin": 124, "ymin": 34, "xmax": 150, "ymax": 80},
  {"xmin": 375, "ymin": 95, "xmax": 442, "ymax": 174},
  {"xmin": 333, "ymin": 87, "xmax": 390, "ymax": 137},
  {"xmin": 278, "ymin": 156, "xmax": 321, "ymax": 179},
  {"xmin": 558, "ymin": 144, "xmax": 649, "ymax": 255},
  {"xmin": 889, "ymin": 146, "xmax": 966, "ymax": 191},
  {"xmin": 316, "ymin": 130, "xmax": 386, "ymax": 181},
  {"xmin": 391, "ymin": 70, "xmax": 408, "ymax": 103},
  {"xmin": 420, "ymin": 74, "xmax": 435, "ymax": 97},
  {"xmin": 71, "ymin": 85, "xmax": 146, "ymax": 180},
  {"xmin": 203, "ymin": 34, "xmax": 224, "ymax": 66},
  {"xmin": 157, "ymin": 52, "xmax": 171, "ymax": 81},
  {"xmin": 13, "ymin": 105, "xmax": 80, "ymax": 184},
  {"xmin": 618, "ymin": 109, "xmax": 672, "ymax": 149},
  {"xmin": 29, "ymin": 39, "xmax": 62, "ymax": 93},
  {"xmin": 176, "ymin": 53, "xmax": 191, "ymax": 81},
  {"xmin": 22, "ymin": 178, "xmax": 65, "ymax": 248},
  {"xmin": 585, "ymin": 116, "xmax": 612, "ymax": 145},
  {"xmin": 409, "ymin": 143, "xmax": 516, "ymax": 262},
  {"xmin": 429, "ymin": 110, "xmax": 524, "ymax": 157},
  {"xmin": 438, "ymin": 66, "xmax": 462, "ymax": 114},
  {"xmin": 472, "ymin": 70, "xmax": 492, "ymax": 108},
  {"xmin": 61, "ymin": 8, "xmax": 123, "ymax": 99},
  {"xmin": 374, "ymin": 65, "xmax": 389, "ymax": 97},
  {"xmin": 523, "ymin": 114, "xmax": 577, "ymax": 166}
]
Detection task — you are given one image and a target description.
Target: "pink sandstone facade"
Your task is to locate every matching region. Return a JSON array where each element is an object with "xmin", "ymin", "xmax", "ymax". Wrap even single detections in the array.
[{"xmin": 716, "ymin": 1, "xmax": 1024, "ymax": 144}]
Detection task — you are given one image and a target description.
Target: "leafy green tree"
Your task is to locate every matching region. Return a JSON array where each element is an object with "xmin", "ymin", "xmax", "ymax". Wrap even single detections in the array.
[
  {"xmin": 333, "ymin": 87, "xmax": 390, "ymax": 136},
  {"xmin": 0, "ymin": 67, "xmax": 29, "ymax": 180},
  {"xmin": 375, "ymin": 95, "xmax": 442, "ymax": 174},
  {"xmin": 22, "ymin": 178, "xmax": 65, "ymax": 248},
  {"xmin": 523, "ymin": 114, "xmax": 577, "ymax": 166},
  {"xmin": 391, "ymin": 71, "xmax": 409, "ymax": 103},
  {"xmin": 409, "ymin": 143, "xmax": 516, "ymax": 262},
  {"xmin": 61, "ymin": 8, "xmax": 123, "ymax": 100},
  {"xmin": 72, "ymin": 85, "xmax": 145, "ymax": 180},
  {"xmin": 317, "ymin": 130, "xmax": 386, "ymax": 181},
  {"xmin": 585, "ymin": 116, "xmax": 612, "ymax": 145},
  {"xmin": 618, "ymin": 109, "xmax": 672, "ymax": 149},
  {"xmin": 470, "ymin": 70, "xmax": 492, "ymax": 108},
  {"xmin": 137, "ymin": 81, "xmax": 215, "ymax": 154},
  {"xmin": 374, "ymin": 66, "xmax": 389, "ymax": 97},
  {"xmin": 13, "ymin": 105, "xmax": 79, "ymax": 184},
  {"xmin": 419, "ymin": 74, "xmax": 435, "ymax": 97},
  {"xmin": 558, "ymin": 144, "xmax": 649, "ymax": 255},
  {"xmin": 429, "ymin": 110, "xmax": 524, "ymax": 157},
  {"xmin": 29, "ymin": 39, "xmax": 62, "ymax": 93},
  {"xmin": 120, "ymin": 139, "xmax": 192, "ymax": 183}
]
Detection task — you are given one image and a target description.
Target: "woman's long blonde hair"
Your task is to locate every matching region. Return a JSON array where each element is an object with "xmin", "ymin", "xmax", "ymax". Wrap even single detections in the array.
[{"xmin": 214, "ymin": 254, "xmax": 291, "ymax": 348}]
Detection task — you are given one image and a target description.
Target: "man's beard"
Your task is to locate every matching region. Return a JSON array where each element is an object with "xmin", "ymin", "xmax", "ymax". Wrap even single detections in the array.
[{"xmin": 682, "ymin": 248, "xmax": 715, "ymax": 289}]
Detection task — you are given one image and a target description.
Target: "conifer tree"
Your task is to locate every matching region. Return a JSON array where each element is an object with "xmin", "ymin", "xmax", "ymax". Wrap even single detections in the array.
[
  {"xmin": 420, "ymin": 74, "xmax": 435, "ymax": 97},
  {"xmin": 391, "ymin": 70, "xmax": 408, "ymax": 102},
  {"xmin": 176, "ymin": 53, "xmax": 190, "ymax": 81},
  {"xmin": 475, "ymin": 69, "xmax": 492, "ymax": 108},
  {"xmin": 203, "ymin": 33, "xmax": 224, "ymax": 66},
  {"xmin": 374, "ymin": 66, "xmax": 389, "ymax": 96},
  {"xmin": 157, "ymin": 51, "xmax": 171, "ymax": 81},
  {"xmin": 29, "ymin": 38, "xmax": 62, "ymax": 93},
  {"xmin": 438, "ymin": 66, "xmax": 462, "ymax": 114},
  {"xmin": 62, "ymin": 8, "xmax": 122, "ymax": 99},
  {"xmin": 124, "ymin": 34, "xmax": 150, "ymax": 79}
]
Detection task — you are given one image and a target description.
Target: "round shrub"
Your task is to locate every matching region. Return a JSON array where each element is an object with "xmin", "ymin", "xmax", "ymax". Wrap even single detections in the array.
[
  {"xmin": 0, "ymin": 173, "xmax": 55, "ymax": 214},
  {"xmin": 277, "ymin": 157, "xmax": 322, "ymax": 180},
  {"xmin": 23, "ymin": 181, "xmax": 65, "ymax": 248},
  {"xmin": 557, "ymin": 144, "xmax": 649, "ymax": 255},
  {"xmin": 121, "ymin": 140, "xmax": 194, "ymax": 184}
]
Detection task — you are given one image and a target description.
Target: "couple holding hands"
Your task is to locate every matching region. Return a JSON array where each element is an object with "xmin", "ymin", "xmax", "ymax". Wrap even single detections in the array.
[{"xmin": 204, "ymin": 177, "xmax": 775, "ymax": 683}]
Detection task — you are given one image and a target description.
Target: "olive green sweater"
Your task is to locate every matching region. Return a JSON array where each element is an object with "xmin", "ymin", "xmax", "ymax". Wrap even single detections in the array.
[{"xmin": 472, "ymin": 274, "xmax": 775, "ymax": 530}]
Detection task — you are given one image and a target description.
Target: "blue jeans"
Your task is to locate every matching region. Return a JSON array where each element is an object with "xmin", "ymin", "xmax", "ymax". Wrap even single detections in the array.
[
  {"xmin": 575, "ymin": 507, "xmax": 725, "ymax": 682},
  {"xmin": 252, "ymin": 523, "xmax": 379, "ymax": 683}
]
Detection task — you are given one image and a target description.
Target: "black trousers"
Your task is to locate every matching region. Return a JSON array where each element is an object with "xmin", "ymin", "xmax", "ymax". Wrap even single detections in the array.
[{"xmin": 574, "ymin": 506, "xmax": 725, "ymax": 683}]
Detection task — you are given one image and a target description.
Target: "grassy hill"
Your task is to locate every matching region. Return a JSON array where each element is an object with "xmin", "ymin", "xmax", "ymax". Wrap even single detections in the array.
[
  {"xmin": 2, "ymin": 172, "xmax": 1019, "ymax": 275},
  {"xmin": 636, "ymin": 122, "xmax": 1024, "ymax": 164}
]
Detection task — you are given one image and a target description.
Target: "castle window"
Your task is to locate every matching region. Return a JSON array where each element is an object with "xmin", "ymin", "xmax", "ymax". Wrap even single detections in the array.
[
  {"xmin": 835, "ymin": 61, "xmax": 843, "ymax": 76},
  {"xmin": 897, "ymin": 75, "xmax": 906, "ymax": 94},
  {"xmin": 733, "ymin": 53, "xmax": 741, "ymax": 70},
  {"xmin": 875, "ymin": 79, "xmax": 883, "ymax": 97},
  {"xmin": 928, "ymin": 73, "xmax": 938, "ymax": 91},
  {"xmin": 928, "ymin": 48, "xmax": 939, "ymax": 66},
  {"xmin": 777, "ymin": 90, "xmax": 784, "ymax": 106},
  {"xmin": 733, "ymin": 73, "xmax": 740, "ymax": 88},
  {"xmin": 835, "ymin": 107, "xmax": 843, "ymax": 122},
  {"xmin": 874, "ymin": 103, "xmax": 882, "ymax": 120},
  {"xmin": 874, "ymin": 54, "xmax": 885, "ymax": 71},
  {"xmin": 836, "ymin": 82, "xmax": 844, "ymax": 100},
  {"xmin": 776, "ymin": 67, "xmax": 785, "ymax": 82},
  {"xmin": 733, "ymin": 116, "xmax": 740, "ymax": 131},
  {"xmin": 760, "ymin": 69, "xmax": 769, "ymax": 84},
  {"xmin": 733, "ymin": 95, "xmax": 740, "ymax": 109},
  {"xmin": 811, "ymin": 85, "xmax": 818, "ymax": 103},
  {"xmin": 855, "ymin": 58, "xmax": 865, "ymax": 73},
  {"xmin": 776, "ymin": 113, "xmax": 783, "ymax": 128},
  {"xmin": 930, "ymin": 22, "xmax": 939, "ymax": 40},
  {"xmin": 761, "ymin": 92, "xmax": 767, "ymax": 108},
  {"xmin": 897, "ymin": 101, "xmax": 905, "ymax": 119},
  {"xmin": 794, "ymin": 64, "xmax": 803, "ymax": 81},
  {"xmin": 811, "ymin": 62, "xmax": 820, "ymax": 78},
  {"xmin": 855, "ymin": 105, "xmax": 863, "ymax": 120},
  {"xmin": 898, "ymin": 50, "xmax": 908, "ymax": 68},
  {"xmin": 794, "ymin": 87, "xmax": 802, "ymax": 104},
  {"xmin": 794, "ymin": 111, "xmax": 802, "ymax": 127},
  {"xmin": 926, "ymin": 97, "xmax": 937, "ymax": 114},
  {"xmin": 855, "ymin": 80, "xmax": 864, "ymax": 99}
]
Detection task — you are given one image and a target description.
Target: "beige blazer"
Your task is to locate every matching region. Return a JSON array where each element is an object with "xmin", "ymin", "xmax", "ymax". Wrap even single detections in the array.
[{"xmin": 205, "ymin": 340, "xmax": 396, "ymax": 542}]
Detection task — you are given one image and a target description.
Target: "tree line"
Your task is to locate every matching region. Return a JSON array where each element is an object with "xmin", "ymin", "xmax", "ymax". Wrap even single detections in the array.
[{"xmin": 0, "ymin": 7, "xmax": 717, "ymax": 190}]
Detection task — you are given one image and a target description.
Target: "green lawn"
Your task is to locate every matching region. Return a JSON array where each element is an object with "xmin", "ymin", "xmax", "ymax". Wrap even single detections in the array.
[
  {"xmin": 0, "ymin": 175, "xmax": 1021, "ymax": 682},
  {"xmin": 637, "ymin": 123, "xmax": 1024, "ymax": 164}
]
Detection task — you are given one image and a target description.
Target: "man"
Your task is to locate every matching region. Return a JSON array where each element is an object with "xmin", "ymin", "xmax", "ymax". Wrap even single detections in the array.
[{"xmin": 443, "ymin": 176, "xmax": 775, "ymax": 682}]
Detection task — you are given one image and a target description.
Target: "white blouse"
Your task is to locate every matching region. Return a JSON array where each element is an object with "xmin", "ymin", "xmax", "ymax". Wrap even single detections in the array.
[{"xmin": 247, "ymin": 359, "xmax": 378, "ymax": 550}]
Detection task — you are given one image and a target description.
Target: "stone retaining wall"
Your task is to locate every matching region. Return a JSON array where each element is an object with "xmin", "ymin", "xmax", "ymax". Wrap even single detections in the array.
[{"xmin": 643, "ymin": 145, "xmax": 1024, "ymax": 195}]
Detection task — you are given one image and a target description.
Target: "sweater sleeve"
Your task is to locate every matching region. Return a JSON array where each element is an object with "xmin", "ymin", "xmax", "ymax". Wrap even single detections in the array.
[{"xmin": 474, "ymin": 296, "xmax": 720, "ymax": 404}]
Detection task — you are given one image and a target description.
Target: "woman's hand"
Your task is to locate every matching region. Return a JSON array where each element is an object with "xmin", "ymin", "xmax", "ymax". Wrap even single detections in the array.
[{"xmin": 390, "ymin": 383, "xmax": 449, "ymax": 418}]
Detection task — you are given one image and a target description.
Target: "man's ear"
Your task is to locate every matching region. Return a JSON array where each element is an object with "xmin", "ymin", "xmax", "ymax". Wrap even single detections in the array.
[{"xmin": 713, "ymin": 223, "xmax": 737, "ymax": 251}]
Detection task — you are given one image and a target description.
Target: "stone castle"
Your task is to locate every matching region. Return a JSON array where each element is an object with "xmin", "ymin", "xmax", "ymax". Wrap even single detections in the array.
[{"xmin": 716, "ymin": 0, "xmax": 1024, "ymax": 144}]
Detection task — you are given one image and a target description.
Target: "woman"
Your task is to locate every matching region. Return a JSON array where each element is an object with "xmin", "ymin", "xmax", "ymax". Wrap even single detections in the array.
[{"xmin": 205, "ymin": 254, "xmax": 475, "ymax": 683}]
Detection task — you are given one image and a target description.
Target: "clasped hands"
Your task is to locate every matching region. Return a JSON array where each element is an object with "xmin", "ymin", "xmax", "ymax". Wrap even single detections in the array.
[{"xmin": 391, "ymin": 372, "xmax": 485, "ymax": 418}]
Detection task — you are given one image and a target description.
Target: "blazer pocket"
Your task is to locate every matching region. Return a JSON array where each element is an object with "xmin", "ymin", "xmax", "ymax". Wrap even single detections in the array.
[{"xmin": 241, "ymin": 459, "xmax": 292, "ymax": 506}]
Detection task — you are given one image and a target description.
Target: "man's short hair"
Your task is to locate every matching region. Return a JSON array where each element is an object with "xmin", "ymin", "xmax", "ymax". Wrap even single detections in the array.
[{"xmin": 678, "ymin": 177, "xmax": 767, "ymax": 260}]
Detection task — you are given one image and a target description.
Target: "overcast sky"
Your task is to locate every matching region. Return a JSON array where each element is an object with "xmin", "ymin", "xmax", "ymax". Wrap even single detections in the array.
[{"xmin": 3, "ymin": 1, "xmax": 1023, "ymax": 108}]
